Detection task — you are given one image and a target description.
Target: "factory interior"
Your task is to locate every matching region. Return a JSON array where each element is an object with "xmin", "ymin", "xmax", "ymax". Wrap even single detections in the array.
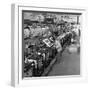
[{"xmin": 23, "ymin": 11, "xmax": 81, "ymax": 77}]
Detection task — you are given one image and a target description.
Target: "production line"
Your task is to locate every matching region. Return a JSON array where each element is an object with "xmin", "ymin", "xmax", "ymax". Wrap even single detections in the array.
[{"xmin": 23, "ymin": 13, "xmax": 80, "ymax": 77}]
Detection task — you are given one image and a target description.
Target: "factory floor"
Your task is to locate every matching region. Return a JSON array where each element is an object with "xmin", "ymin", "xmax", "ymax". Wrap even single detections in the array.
[{"xmin": 47, "ymin": 49, "xmax": 80, "ymax": 76}]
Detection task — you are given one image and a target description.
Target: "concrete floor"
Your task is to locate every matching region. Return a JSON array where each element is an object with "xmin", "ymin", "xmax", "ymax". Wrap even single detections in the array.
[{"xmin": 48, "ymin": 49, "xmax": 80, "ymax": 76}]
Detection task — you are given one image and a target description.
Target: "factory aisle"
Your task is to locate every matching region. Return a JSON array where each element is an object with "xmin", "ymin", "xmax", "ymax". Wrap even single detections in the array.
[{"xmin": 48, "ymin": 49, "xmax": 80, "ymax": 76}]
